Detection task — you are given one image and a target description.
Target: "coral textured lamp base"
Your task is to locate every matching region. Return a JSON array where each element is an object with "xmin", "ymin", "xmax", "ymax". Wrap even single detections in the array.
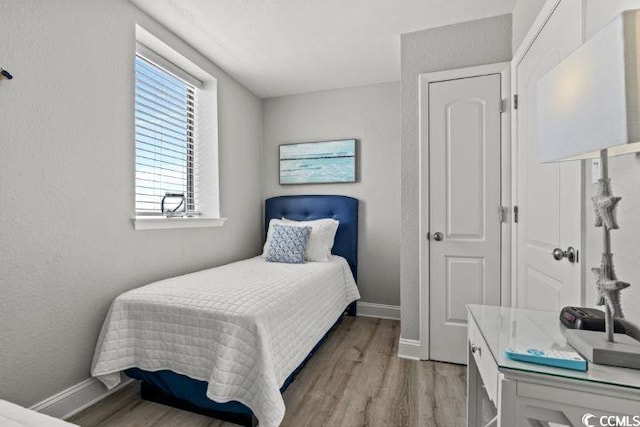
[{"xmin": 566, "ymin": 329, "xmax": 640, "ymax": 369}]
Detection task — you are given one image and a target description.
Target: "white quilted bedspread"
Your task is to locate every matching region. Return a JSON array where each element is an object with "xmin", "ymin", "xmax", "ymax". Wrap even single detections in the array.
[
  {"xmin": 0, "ymin": 400, "xmax": 77, "ymax": 427},
  {"xmin": 91, "ymin": 256, "xmax": 359, "ymax": 427}
]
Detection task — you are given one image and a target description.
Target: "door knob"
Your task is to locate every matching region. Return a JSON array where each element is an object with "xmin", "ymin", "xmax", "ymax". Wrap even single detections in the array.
[
  {"xmin": 552, "ymin": 246, "xmax": 577, "ymax": 263},
  {"xmin": 471, "ymin": 343, "xmax": 481, "ymax": 356},
  {"xmin": 433, "ymin": 232, "xmax": 444, "ymax": 242}
]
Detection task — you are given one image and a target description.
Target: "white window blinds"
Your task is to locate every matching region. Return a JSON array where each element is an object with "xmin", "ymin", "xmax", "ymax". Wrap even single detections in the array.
[{"xmin": 134, "ymin": 53, "xmax": 197, "ymax": 215}]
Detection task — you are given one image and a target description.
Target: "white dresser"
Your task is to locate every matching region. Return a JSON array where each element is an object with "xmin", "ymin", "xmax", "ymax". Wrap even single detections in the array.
[{"xmin": 466, "ymin": 305, "xmax": 640, "ymax": 427}]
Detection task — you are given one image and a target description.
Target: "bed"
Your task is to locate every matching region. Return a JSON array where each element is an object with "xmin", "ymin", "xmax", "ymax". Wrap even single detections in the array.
[
  {"xmin": 91, "ymin": 195, "xmax": 360, "ymax": 427},
  {"xmin": 0, "ymin": 400, "xmax": 77, "ymax": 427}
]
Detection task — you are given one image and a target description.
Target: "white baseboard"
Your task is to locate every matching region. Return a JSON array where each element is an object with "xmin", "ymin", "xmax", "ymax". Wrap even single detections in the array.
[
  {"xmin": 398, "ymin": 338, "xmax": 422, "ymax": 360},
  {"xmin": 30, "ymin": 376, "xmax": 133, "ymax": 420},
  {"xmin": 357, "ymin": 302, "xmax": 400, "ymax": 320}
]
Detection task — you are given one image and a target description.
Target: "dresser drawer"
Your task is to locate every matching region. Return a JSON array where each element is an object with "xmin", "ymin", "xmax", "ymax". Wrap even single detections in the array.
[{"xmin": 468, "ymin": 314, "xmax": 499, "ymax": 404}]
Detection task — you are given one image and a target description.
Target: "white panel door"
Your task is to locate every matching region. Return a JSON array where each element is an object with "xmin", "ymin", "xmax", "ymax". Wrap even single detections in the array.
[
  {"xmin": 429, "ymin": 74, "xmax": 502, "ymax": 364},
  {"xmin": 515, "ymin": 0, "xmax": 583, "ymax": 312}
]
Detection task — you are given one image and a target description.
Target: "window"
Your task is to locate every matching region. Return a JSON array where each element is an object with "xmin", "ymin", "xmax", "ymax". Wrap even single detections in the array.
[
  {"xmin": 132, "ymin": 29, "xmax": 223, "ymax": 231},
  {"xmin": 134, "ymin": 49, "xmax": 198, "ymax": 215}
]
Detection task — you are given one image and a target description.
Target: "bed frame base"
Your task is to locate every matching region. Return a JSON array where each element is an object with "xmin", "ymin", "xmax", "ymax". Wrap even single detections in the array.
[
  {"xmin": 346, "ymin": 301, "xmax": 357, "ymax": 316},
  {"xmin": 140, "ymin": 382, "xmax": 258, "ymax": 427},
  {"xmin": 138, "ymin": 302, "xmax": 356, "ymax": 426}
]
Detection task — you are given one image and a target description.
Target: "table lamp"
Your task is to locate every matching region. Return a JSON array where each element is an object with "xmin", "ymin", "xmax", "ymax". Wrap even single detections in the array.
[{"xmin": 537, "ymin": 9, "xmax": 640, "ymax": 368}]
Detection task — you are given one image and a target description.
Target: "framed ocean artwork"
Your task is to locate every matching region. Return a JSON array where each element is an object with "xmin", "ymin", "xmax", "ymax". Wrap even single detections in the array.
[{"xmin": 279, "ymin": 139, "xmax": 357, "ymax": 184}]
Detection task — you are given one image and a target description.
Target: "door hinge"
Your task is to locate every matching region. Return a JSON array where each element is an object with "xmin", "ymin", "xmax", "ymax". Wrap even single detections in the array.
[
  {"xmin": 499, "ymin": 98, "xmax": 507, "ymax": 113},
  {"xmin": 513, "ymin": 94, "xmax": 519, "ymax": 110},
  {"xmin": 513, "ymin": 205, "xmax": 519, "ymax": 223},
  {"xmin": 499, "ymin": 206, "xmax": 506, "ymax": 223}
]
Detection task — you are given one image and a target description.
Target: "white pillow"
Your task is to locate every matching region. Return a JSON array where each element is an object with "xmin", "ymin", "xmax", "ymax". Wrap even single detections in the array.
[
  {"xmin": 263, "ymin": 217, "xmax": 339, "ymax": 262},
  {"xmin": 283, "ymin": 217, "xmax": 339, "ymax": 262}
]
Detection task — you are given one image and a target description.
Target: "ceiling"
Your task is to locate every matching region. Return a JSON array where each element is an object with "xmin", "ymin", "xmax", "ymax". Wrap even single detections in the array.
[{"xmin": 132, "ymin": 0, "xmax": 516, "ymax": 98}]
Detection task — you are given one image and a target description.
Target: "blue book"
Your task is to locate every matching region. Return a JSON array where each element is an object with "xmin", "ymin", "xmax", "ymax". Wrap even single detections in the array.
[{"xmin": 504, "ymin": 347, "xmax": 587, "ymax": 371}]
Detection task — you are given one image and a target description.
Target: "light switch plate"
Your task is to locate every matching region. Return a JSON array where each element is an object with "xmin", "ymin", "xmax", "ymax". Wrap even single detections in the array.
[{"xmin": 592, "ymin": 158, "xmax": 601, "ymax": 184}]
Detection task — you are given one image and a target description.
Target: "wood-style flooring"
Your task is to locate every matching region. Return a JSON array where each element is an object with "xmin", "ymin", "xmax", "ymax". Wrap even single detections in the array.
[{"xmin": 69, "ymin": 317, "xmax": 466, "ymax": 427}]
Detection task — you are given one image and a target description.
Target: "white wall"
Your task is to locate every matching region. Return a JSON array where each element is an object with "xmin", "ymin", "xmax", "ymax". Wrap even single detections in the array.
[
  {"xmin": 0, "ymin": 0, "xmax": 263, "ymax": 407},
  {"xmin": 400, "ymin": 15, "xmax": 512, "ymax": 341},
  {"xmin": 582, "ymin": 0, "xmax": 640, "ymax": 333},
  {"xmin": 262, "ymin": 82, "xmax": 401, "ymax": 306},
  {"xmin": 512, "ymin": 0, "xmax": 546, "ymax": 53},
  {"xmin": 584, "ymin": 155, "xmax": 640, "ymax": 334}
]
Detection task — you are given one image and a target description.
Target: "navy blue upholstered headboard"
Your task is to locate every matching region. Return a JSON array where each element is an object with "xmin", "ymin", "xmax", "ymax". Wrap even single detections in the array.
[{"xmin": 265, "ymin": 195, "xmax": 358, "ymax": 281}]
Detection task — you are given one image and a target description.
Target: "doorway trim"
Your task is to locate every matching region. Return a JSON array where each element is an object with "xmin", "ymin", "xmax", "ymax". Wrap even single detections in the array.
[{"xmin": 418, "ymin": 62, "xmax": 511, "ymax": 360}]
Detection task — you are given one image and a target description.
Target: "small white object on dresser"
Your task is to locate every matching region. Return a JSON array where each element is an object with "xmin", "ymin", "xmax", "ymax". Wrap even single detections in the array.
[{"xmin": 466, "ymin": 305, "xmax": 640, "ymax": 427}]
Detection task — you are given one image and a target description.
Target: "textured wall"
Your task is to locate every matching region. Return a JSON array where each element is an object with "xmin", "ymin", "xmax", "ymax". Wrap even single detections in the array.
[
  {"xmin": 400, "ymin": 15, "xmax": 512, "ymax": 340},
  {"xmin": 0, "ymin": 0, "xmax": 263, "ymax": 406},
  {"xmin": 262, "ymin": 82, "xmax": 401, "ymax": 306}
]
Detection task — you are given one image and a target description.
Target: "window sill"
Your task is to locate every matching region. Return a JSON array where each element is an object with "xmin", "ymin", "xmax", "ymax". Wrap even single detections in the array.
[{"xmin": 133, "ymin": 216, "xmax": 227, "ymax": 231}]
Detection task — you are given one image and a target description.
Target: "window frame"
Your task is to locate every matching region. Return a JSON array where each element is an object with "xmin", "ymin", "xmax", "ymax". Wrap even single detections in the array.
[{"xmin": 132, "ymin": 28, "xmax": 225, "ymax": 231}]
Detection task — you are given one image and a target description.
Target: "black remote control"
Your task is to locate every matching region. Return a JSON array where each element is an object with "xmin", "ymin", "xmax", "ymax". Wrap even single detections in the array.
[{"xmin": 560, "ymin": 306, "xmax": 626, "ymax": 333}]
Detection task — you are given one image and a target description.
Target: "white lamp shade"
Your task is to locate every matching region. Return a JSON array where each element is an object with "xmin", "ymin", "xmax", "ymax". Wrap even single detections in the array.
[{"xmin": 537, "ymin": 9, "xmax": 640, "ymax": 162}]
